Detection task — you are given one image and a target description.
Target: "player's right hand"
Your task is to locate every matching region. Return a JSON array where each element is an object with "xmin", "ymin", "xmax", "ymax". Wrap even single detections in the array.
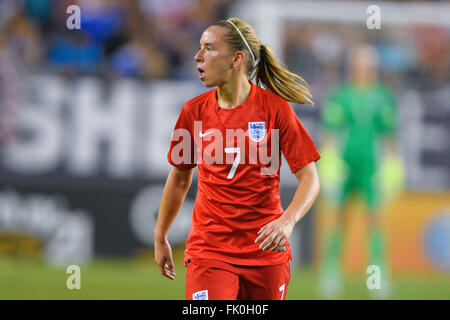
[{"xmin": 154, "ymin": 237, "xmax": 176, "ymax": 280}]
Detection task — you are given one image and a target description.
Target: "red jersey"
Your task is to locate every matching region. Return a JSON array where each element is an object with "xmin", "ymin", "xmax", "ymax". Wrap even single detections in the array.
[{"xmin": 167, "ymin": 81, "xmax": 321, "ymax": 266}]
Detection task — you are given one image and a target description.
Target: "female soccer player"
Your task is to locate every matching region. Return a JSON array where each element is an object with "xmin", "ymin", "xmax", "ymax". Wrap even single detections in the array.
[{"xmin": 154, "ymin": 17, "xmax": 321, "ymax": 300}]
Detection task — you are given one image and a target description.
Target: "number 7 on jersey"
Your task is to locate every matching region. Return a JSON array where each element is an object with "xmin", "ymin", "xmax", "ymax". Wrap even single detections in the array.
[{"xmin": 224, "ymin": 147, "xmax": 240, "ymax": 179}]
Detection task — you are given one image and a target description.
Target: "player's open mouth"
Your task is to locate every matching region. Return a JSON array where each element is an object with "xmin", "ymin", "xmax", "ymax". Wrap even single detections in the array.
[{"xmin": 197, "ymin": 67, "xmax": 205, "ymax": 80}]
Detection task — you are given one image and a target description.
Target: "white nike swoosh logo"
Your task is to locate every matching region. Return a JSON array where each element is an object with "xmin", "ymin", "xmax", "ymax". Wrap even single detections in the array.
[{"xmin": 199, "ymin": 130, "xmax": 216, "ymax": 137}]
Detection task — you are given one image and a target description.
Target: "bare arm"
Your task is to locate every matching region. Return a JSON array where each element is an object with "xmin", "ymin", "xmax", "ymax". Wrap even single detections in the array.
[
  {"xmin": 154, "ymin": 166, "xmax": 194, "ymax": 279},
  {"xmin": 255, "ymin": 161, "xmax": 320, "ymax": 251}
]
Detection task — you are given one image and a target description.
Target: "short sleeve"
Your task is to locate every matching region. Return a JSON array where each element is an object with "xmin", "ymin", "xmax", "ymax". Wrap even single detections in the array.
[
  {"xmin": 167, "ymin": 105, "xmax": 197, "ymax": 170},
  {"xmin": 277, "ymin": 101, "xmax": 321, "ymax": 173}
]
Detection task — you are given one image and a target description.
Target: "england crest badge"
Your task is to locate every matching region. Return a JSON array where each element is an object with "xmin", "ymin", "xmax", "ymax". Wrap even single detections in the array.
[
  {"xmin": 248, "ymin": 121, "xmax": 266, "ymax": 142},
  {"xmin": 192, "ymin": 290, "xmax": 208, "ymax": 300}
]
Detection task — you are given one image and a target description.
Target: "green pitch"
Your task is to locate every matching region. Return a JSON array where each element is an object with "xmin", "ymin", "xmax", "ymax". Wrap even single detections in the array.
[{"xmin": 1, "ymin": 252, "xmax": 449, "ymax": 300}]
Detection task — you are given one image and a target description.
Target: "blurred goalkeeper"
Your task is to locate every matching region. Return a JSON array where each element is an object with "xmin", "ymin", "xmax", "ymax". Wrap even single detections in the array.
[{"xmin": 319, "ymin": 43, "xmax": 402, "ymax": 298}]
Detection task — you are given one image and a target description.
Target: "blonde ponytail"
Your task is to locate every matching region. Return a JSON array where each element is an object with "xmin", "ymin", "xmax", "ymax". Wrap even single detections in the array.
[
  {"xmin": 255, "ymin": 44, "xmax": 313, "ymax": 105},
  {"xmin": 213, "ymin": 17, "xmax": 313, "ymax": 105}
]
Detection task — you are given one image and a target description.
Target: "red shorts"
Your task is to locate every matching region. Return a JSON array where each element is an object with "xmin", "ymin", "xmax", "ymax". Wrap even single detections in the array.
[{"xmin": 186, "ymin": 258, "xmax": 290, "ymax": 300}]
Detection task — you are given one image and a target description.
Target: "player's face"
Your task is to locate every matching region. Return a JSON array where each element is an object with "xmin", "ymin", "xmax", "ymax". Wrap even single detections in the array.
[
  {"xmin": 194, "ymin": 26, "xmax": 234, "ymax": 87},
  {"xmin": 351, "ymin": 49, "xmax": 376, "ymax": 86}
]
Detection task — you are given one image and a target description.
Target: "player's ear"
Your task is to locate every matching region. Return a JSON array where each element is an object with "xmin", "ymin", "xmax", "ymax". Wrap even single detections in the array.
[{"xmin": 231, "ymin": 51, "xmax": 245, "ymax": 69}]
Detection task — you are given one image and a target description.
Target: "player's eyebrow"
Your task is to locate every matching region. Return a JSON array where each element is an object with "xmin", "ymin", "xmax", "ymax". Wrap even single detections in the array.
[{"xmin": 199, "ymin": 42, "xmax": 215, "ymax": 48}]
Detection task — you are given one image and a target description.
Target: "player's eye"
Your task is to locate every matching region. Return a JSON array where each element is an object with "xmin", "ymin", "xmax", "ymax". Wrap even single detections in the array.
[{"xmin": 198, "ymin": 45, "xmax": 213, "ymax": 52}]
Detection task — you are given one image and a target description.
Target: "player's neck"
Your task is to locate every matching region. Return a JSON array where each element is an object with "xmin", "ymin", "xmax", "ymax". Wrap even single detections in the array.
[
  {"xmin": 216, "ymin": 75, "xmax": 251, "ymax": 109},
  {"xmin": 354, "ymin": 76, "xmax": 376, "ymax": 89}
]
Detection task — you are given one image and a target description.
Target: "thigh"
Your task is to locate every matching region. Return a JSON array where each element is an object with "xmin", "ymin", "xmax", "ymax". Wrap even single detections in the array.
[
  {"xmin": 238, "ymin": 262, "xmax": 291, "ymax": 300},
  {"xmin": 337, "ymin": 175, "xmax": 353, "ymax": 209},
  {"xmin": 186, "ymin": 259, "xmax": 239, "ymax": 300},
  {"xmin": 361, "ymin": 171, "xmax": 380, "ymax": 212}
]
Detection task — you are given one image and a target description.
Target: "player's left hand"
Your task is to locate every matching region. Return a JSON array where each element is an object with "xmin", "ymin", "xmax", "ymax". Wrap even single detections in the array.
[{"xmin": 255, "ymin": 216, "xmax": 294, "ymax": 252}]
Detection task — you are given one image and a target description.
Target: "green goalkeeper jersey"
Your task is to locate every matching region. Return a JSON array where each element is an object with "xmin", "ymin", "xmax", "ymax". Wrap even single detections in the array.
[{"xmin": 322, "ymin": 83, "xmax": 397, "ymax": 172}]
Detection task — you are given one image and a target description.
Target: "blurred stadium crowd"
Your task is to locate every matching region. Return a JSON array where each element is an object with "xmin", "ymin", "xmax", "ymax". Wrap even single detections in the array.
[
  {"xmin": 0, "ymin": 0, "xmax": 233, "ymax": 79},
  {"xmin": 284, "ymin": 22, "xmax": 448, "ymax": 95},
  {"xmin": 0, "ymin": 0, "xmax": 447, "ymax": 85}
]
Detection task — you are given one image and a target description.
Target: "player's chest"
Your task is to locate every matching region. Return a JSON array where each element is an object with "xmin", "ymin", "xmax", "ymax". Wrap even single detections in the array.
[
  {"xmin": 192, "ymin": 109, "xmax": 277, "ymax": 148},
  {"xmin": 347, "ymin": 93, "xmax": 379, "ymax": 125},
  {"xmin": 192, "ymin": 111, "xmax": 279, "ymax": 175}
]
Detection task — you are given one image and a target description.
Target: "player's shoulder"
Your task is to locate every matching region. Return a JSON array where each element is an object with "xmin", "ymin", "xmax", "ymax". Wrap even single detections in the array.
[
  {"xmin": 326, "ymin": 84, "xmax": 354, "ymax": 103},
  {"xmin": 254, "ymin": 84, "xmax": 291, "ymax": 112},
  {"xmin": 254, "ymin": 84, "xmax": 286, "ymax": 104}
]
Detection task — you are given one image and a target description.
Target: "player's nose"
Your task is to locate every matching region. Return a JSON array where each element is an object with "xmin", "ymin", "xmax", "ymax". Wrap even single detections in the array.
[{"xmin": 194, "ymin": 49, "xmax": 203, "ymax": 63}]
